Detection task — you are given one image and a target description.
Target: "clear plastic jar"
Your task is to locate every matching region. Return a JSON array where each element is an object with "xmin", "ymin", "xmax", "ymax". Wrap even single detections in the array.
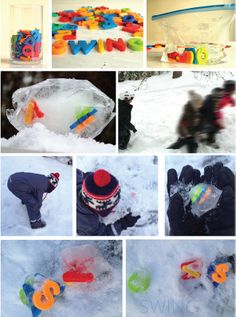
[{"xmin": 10, "ymin": 5, "xmax": 43, "ymax": 65}]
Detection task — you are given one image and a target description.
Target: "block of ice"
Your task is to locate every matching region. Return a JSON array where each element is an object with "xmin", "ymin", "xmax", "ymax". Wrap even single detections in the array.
[
  {"xmin": 6, "ymin": 78, "xmax": 115, "ymax": 138},
  {"xmin": 190, "ymin": 183, "xmax": 222, "ymax": 217}
]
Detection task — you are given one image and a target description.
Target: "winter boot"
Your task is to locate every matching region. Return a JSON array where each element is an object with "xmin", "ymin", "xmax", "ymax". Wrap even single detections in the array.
[
  {"xmin": 186, "ymin": 137, "xmax": 198, "ymax": 153},
  {"xmin": 208, "ymin": 142, "xmax": 220, "ymax": 149},
  {"xmin": 167, "ymin": 138, "xmax": 186, "ymax": 149},
  {"xmin": 119, "ymin": 142, "xmax": 128, "ymax": 150},
  {"xmin": 30, "ymin": 219, "xmax": 46, "ymax": 229}
]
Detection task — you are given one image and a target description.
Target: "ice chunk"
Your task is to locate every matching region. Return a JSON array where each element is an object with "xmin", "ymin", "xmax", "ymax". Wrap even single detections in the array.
[
  {"xmin": 190, "ymin": 183, "xmax": 222, "ymax": 217},
  {"xmin": 60, "ymin": 245, "xmax": 114, "ymax": 292},
  {"xmin": 6, "ymin": 78, "xmax": 115, "ymax": 138},
  {"xmin": 170, "ymin": 182, "xmax": 192, "ymax": 207}
]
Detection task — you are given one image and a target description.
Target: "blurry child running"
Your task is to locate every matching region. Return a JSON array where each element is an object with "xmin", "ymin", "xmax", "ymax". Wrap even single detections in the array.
[{"xmin": 167, "ymin": 91, "xmax": 203, "ymax": 153}]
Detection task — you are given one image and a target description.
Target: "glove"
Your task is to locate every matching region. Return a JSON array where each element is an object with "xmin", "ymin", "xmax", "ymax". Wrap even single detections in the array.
[
  {"xmin": 167, "ymin": 162, "xmax": 235, "ymax": 236},
  {"xmin": 119, "ymin": 213, "xmax": 140, "ymax": 230},
  {"xmin": 133, "ymin": 127, "xmax": 137, "ymax": 133},
  {"xmin": 200, "ymin": 162, "xmax": 235, "ymax": 235},
  {"xmin": 167, "ymin": 165, "xmax": 204, "ymax": 236}
]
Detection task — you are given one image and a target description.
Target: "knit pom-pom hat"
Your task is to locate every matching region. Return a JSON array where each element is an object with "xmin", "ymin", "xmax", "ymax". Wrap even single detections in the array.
[
  {"xmin": 81, "ymin": 169, "xmax": 121, "ymax": 217},
  {"xmin": 47, "ymin": 172, "xmax": 60, "ymax": 193}
]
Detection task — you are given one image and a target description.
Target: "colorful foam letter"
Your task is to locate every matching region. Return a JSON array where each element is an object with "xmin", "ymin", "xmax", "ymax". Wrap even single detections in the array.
[
  {"xmin": 106, "ymin": 38, "xmax": 126, "ymax": 52},
  {"xmin": 69, "ymin": 40, "xmax": 97, "ymax": 55},
  {"xmin": 32, "ymin": 280, "xmax": 60, "ymax": 311},
  {"xmin": 127, "ymin": 38, "xmax": 143, "ymax": 51}
]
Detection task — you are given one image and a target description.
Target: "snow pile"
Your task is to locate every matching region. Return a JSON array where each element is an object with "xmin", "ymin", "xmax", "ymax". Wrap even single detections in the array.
[
  {"xmin": 127, "ymin": 240, "xmax": 235, "ymax": 317},
  {"xmin": 1, "ymin": 156, "xmax": 72, "ymax": 236},
  {"xmin": 1, "ymin": 123, "xmax": 115, "ymax": 153},
  {"xmin": 165, "ymin": 155, "xmax": 235, "ymax": 234},
  {"xmin": 1, "ymin": 240, "xmax": 122, "ymax": 317},
  {"xmin": 118, "ymin": 72, "xmax": 235, "ymax": 153},
  {"xmin": 77, "ymin": 156, "xmax": 158, "ymax": 236}
]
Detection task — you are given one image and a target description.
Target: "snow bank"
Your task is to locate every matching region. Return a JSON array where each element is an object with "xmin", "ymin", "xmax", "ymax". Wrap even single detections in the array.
[
  {"xmin": 1, "ymin": 156, "xmax": 72, "ymax": 236},
  {"xmin": 77, "ymin": 156, "xmax": 158, "ymax": 236},
  {"xmin": 127, "ymin": 240, "xmax": 235, "ymax": 317},
  {"xmin": 1, "ymin": 240, "xmax": 122, "ymax": 317},
  {"xmin": 1, "ymin": 123, "xmax": 115, "ymax": 153},
  {"xmin": 118, "ymin": 72, "xmax": 236, "ymax": 153}
]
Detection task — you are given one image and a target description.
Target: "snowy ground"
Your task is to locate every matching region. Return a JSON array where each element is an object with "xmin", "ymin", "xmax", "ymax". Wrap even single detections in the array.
[
  {"xmin": 118, "ymin": 72, "xmax": 236, "ymax": 153},
  {"xmin": 127, "ymin": 240, "xmax": 235, "ymax": 317},
  {"xmin": 1, "ymin": 123, "xmax": 115, "ymax": 153},
  {"xmin": 77, "ymin": 156, "xmax": 158, "ymax": 236},
  {"xmin": 1, "ymin": 156, "xmax": 72, "ymax": 236},
  {"xmin": 1, "ymin": 240, "xmax": 122, "ymax": 317},
  {"xmin": 165, "ymin": 155, "xmax": 236, "ymax": 234}
]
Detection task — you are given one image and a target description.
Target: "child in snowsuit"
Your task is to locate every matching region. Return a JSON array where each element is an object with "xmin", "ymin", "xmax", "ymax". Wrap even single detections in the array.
[
  {"xmin": 119, "ymin": 91, "xmax": 137, "ymax": 150},
  {"xmin": 77, "ymin": 169, "xmax": 140, "ymax": 236},
  {"xmin": 7, "ymin": 172, "xmax": 60, "ymax": 229},
  {"xmin": 199, "ymin": 87, "xmax": 225, "ymax": 145},
  {"xmin": 199, "ymin": 80, "xmax": 235, "ymax": 146},
  {"xmin": 167, "ymin": 91, "xmax": 203, "ymax": 153},
  {"xmin": 214, "ymin": 80, "xmax": 235, "ymax": 129}
]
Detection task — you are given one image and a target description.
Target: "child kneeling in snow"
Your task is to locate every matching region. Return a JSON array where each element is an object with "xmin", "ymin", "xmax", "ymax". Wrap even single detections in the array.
[
  {"xmin": 77, "ymin": 169, "xmax": 140, "ymax": 236},
  {"xmin": 7, "ymin": 172, "xmax": 60, "ymax": 229},
  {"xmin": 167, "ymin": 91, "xmax": 203, "ymax": 153}
]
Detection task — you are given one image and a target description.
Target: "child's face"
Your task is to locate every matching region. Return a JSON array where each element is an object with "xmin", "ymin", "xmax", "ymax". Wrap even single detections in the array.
[{"xmin": 194, "ymin": 100, "xmax": 203, "ymax": 110}]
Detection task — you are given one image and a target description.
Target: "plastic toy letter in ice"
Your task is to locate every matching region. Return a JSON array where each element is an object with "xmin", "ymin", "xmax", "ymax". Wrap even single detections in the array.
[
  {"xmin": 19, "ymin": 273, "xmax": 65, "ymax": 317},
  {"xmin": 32, "ymin": 279, "xmax": 60, "ymax": 310},
  {"xmin": 6, "ymin": 78, "xmax": 115, "ymax": 138},
  {"xmin": 181, "ymin": 259, "xmax": 202, "ymax": 280},
  {"xmin": 207, "ymin": 255, "xmax": 234, "ymax": 287},
  {"xmin": 190, "ymin": 183, "xmax": 222, "ymax": 217},
  {"xmin": 60, "ymin": 245, "xmax": 113, "ymax": 290},
  {"xmin": 127, "ymin": 268, "xmax": 151, "ymax": 293}
]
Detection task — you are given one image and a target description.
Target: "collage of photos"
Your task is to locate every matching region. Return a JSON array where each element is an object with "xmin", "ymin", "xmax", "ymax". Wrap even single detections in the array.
[{"xmin": 0, "ymin": 1, "xmax": 235, "ymax": 317}]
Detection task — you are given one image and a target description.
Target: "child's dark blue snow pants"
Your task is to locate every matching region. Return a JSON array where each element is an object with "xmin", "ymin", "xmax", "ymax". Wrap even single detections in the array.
[{"xmin": 7, "ymin": 172, "xmax": 49, "ymax": 223}]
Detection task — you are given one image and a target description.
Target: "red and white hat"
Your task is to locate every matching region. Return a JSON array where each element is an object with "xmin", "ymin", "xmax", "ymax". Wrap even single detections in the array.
[{"xmin": 48, "ymin": 172, "xmax": 60, "ymax": 188}]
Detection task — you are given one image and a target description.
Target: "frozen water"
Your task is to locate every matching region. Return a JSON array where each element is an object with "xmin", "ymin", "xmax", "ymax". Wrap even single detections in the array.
[
  {"xmin": 7, "ymin": 78, "xmax": 115, "ymax": 138},
  {"xmin": 1, "ymin": 240, "xmax": 122, "ymax": 317},
  {"xmin": 165, "ymin": 155, "xmax": 235, "ymax": 234},
  {"xmin": 190, "ymin": 184, "xmax": 222, "ymax": 217}
]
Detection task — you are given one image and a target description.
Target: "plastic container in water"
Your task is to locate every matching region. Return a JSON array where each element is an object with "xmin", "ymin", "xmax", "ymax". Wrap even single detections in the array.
[
  {"xmin": 190, "ymin": 183, "xmax": 222, "ymax": 217},
  {"xmin": 10, "ymin": 5, "xmax": 43, "ymax": 65}
]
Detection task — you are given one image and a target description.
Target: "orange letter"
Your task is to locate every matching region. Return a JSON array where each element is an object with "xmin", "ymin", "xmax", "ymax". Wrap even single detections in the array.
[
  {"xmin": 211, "ymin": 263, "xmax": 229, "ymax": 284},
  {"xmin": 32, "ymin": 280, "xmax": 60, "ymax": 310}
]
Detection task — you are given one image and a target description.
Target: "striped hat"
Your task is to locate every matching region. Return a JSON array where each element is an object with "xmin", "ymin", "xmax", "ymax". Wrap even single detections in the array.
[{"xmin": 81, "ymin": 169, "xmax": 121, "ymax": 217}]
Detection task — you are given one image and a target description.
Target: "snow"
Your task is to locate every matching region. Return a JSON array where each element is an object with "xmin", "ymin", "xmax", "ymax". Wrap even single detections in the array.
[
  {"xmin": 1, "ymin": 240, "xmax": 122, "ymax": 317},
  {"xmin": 77, "ymin": 156, "xmax": 158, "ymax": 236},
  {"xmin": 165, "ymin": 155, "xmax": 235, "ymax": 234},
  {"xmin": 127, "ymin": 239, "xmax": 235, "ymax": 317},
  {"xmin": 1, "ymin": 156, "xmax": 72, "ymax": 236},
  {"xmin": 1, "ymin": 123, "xmax": 115, "ymax": 153},
  {"xmin": 118, "ymin": 72, "xmax": 236, "ymax": 153}
]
